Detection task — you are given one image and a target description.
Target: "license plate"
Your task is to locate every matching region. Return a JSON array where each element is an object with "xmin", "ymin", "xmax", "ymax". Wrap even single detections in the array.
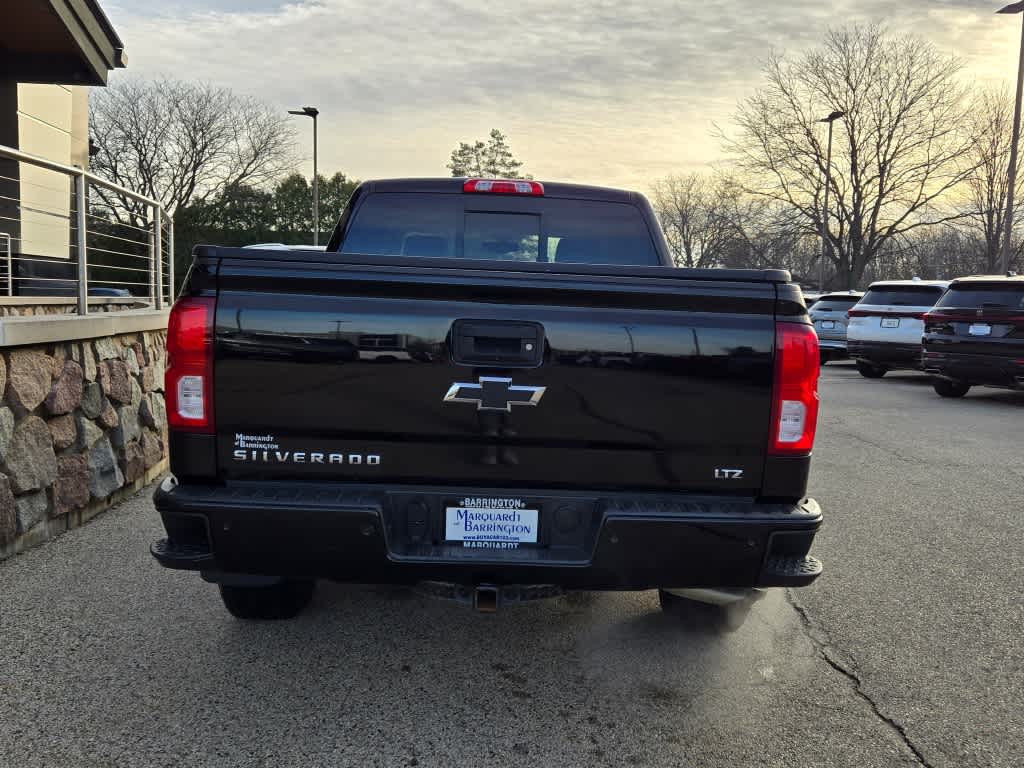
[
  {"xmin": 968, "ymin": 323, "xmax": 991, "ymax": 336},
  {"xmin": 819, "ymin": 320, "xmax": 835, "ymax": 330},
  {"xmin": 881, "ymin": 317, "xmax": 900, "ymax": 328},
  {"xmin": 445, "ymin": 504, "xmax": 539, "ymax": 545}
]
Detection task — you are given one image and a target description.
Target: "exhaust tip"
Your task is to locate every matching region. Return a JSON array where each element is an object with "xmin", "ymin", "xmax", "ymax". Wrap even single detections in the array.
[{"xmin": 474, "ymin": 585, "xmax": 499, "ymax": 613}]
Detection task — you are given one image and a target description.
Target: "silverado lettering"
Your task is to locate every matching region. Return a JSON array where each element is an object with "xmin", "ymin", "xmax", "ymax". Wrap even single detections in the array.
[{"xmin": 232, "ymin": 450, "xmax": 381, "ymax": 465}]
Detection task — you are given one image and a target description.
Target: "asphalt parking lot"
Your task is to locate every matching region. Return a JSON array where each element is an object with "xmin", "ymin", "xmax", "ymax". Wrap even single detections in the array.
[{"xmin": 1, "ymin": 363, "xmax": 1021, "ymax": 768}]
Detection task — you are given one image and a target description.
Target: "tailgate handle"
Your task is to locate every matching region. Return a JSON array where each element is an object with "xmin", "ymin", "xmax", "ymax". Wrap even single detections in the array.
[{"xmin": 451, "ymin": 320, "xmax": 545, "ymax": 367}]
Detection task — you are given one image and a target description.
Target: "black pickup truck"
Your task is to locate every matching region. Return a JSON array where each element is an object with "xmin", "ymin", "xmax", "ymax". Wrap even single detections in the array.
[{"xmin": 153, "ymin": 178, "xmax": 823, "ymax": 628}]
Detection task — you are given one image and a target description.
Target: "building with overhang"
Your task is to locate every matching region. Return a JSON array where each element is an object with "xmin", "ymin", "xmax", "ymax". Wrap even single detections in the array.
[
  {"xmin": 0, "ymin": 2, "xmax": 173, "ymax": 559},
  {"xmin": 1, "ymin": 0, "xmax": 126, "ymax": 276}
]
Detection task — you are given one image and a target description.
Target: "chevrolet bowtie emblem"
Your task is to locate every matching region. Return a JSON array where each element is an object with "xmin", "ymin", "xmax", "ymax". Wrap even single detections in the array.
[{"xmin": 443, "ymin": 377, "xmax": 546, "ymax": 412}]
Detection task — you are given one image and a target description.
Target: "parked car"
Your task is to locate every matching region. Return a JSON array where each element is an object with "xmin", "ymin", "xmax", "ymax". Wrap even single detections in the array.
[
  {"xmin": 809, "ymin": 291, "xmax": 863, "ymax": 364},
  {"xmin": 15, "ymin": 284, "xmax": 135, "ymax": 298},
  {"xmin": 151, "ymin": 177, "xmax": 824, "ymax": 629},
  {"xmin": 244, "ymin": 243, "xmax": 328, "ymax": 251},
  {"xmin": 846, "ymin": 279, "xmax": 949, "ymax": 378},
  {"xmin": 921, "ymin": 274, "xmax": 1024, "ymax": 397},
  {"xmin": 801, "ymin": 290, "xmax": 822, "ymax": 308},
  {"xmin": 88, "ymin": 287, "xmax": 134, "ymax": 297}
]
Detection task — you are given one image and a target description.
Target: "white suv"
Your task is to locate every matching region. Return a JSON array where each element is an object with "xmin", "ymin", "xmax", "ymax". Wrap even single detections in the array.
[{"xmin": 846, "ymin": 279, "xmax": 950, "ymax": 378}]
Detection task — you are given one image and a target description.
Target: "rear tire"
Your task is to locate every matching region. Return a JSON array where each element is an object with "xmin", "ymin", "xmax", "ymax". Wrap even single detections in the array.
[
  {"xmin": 657, "ymin": 590, "xmax": 753, "ymax": 632},
  {"xmin": 819, "ymin": 353, "xmax": 828, "ymax": 366},
  {"xmin": 219, "ymin": 579, "xmax": 315, "ymax": 620},
  {"xmin": 933, "ymin": 379, "xmax": 971, "ymax": 398},
  {"xmin": 856, "ymin": 361, "xmax": 887, "ymax": 378}
]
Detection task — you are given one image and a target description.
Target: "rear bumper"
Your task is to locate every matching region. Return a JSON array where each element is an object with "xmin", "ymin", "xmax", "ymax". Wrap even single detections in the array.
[
  {"xmin": 151, "ymin": 478, "xmax": 823, "ymax": 590},
  {"xmin": 922, "ymin": 350, "xmax": 1024, "ymax": 389},
  {"xmin": 818, "ymin": 338, "xmax": 848, "ymax": 350},
  {"xmin": 847, "ymin": 340, "xmax": 922, "ymax": 368},
  {"xmin": 819, "ymin": 338, "xmax": 848, "ymax": 359}
]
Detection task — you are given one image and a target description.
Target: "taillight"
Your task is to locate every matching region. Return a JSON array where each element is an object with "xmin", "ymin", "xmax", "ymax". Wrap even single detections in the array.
[
  {"xmin": 928, "ymin": 311, "xmax": 1024, "ymax": 325},
  {"xmin": 848, "ymin": 309, "xmax": 926, "ymax": 320},
  {"xmin": 463, "ymin": 178, "xmax": 544, "ymax": 195},
  {"xmin": 923, "ymin": 312, "xmax": 944, "ymax": 326},
  {"xmin": 769, "ymin": 323, "xmax": 820, "ymax": 456},
  {"xmin": 166, "ymin": 296, "xmax": 215, "ymax": 433}
]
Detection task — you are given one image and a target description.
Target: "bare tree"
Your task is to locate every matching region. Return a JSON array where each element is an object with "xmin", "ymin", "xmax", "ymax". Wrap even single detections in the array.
[
  {"xmin": 863, "ymin": 226, "xmax": 982, "ymax": 283},
  {"xmin": 961, "ymin": 89, "xmax": 1023, "ymax": 273},
  {"xmin": 722, "ymin": 25, "xmax": 977, "ymax": 289},
  {"xmin": 89, "ymin": 77, "xmax": 297, "ymax": 225},
  {"xmin": 650, "ymin": 173, "xmax": 734, "ymax": 268},
  {"xmin": 715, "ymin": 185, "xmax": 819, "ymax": 280}
]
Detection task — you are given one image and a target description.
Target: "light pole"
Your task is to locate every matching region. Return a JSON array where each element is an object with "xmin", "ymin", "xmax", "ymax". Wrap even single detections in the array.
[
  {"xmin": 998, "ymin": 3, "xmax": 1024, "ymax": 274},
  {"xmin": 288, "ymin": 106, "xmax": 320, "ymax": 246},
  {"xmin": 818, "ymin": 110, "xmax": 845, "ymax": 291}
]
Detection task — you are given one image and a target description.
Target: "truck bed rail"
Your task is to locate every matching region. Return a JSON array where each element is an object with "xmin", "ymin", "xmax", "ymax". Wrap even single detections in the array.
[{"xmin": 194, "ymin": 245, "xmax": 792, "ymax": 284}]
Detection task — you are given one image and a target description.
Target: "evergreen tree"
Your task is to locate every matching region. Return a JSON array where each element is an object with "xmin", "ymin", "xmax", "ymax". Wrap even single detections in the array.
[{"xmin": 447, "ymin": 129, "xmax": 529, "ymax": 178}]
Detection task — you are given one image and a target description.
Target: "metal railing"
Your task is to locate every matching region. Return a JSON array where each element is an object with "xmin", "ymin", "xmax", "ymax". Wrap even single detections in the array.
[
  {"xmin": 1, "ymin": 232, "xmax": 11, "ymax": 296},
  {"xmin": 0, "ymin": 143, "xmax": 173, "ymax": 313}
]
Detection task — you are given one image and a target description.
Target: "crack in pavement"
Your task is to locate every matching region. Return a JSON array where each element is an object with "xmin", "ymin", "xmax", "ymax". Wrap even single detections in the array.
[
  {"xmin": 823, "ymin": 426, "xmax": 931, "ymax": 468},
  {"xmin": 822, "ymin": 415, "xmax": 1024, "ymax": 485},
  {"xmin": 822, "ymin": 425, "xmax": 1024, "ymax": 485},
  {"xmin": 785, "ymin": 590, "xmax": 934, "ymax": 768}
]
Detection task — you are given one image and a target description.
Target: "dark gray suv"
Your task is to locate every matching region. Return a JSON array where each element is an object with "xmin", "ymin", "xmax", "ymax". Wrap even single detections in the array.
[{"xmin": 809, "ymin": 291, "xmax": 863, "ymax": 364}]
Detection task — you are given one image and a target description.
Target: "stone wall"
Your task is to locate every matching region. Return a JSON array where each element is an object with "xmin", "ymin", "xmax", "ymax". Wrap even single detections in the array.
[{"xmin": 0, "ymin": 329, "xmax": 167, "ymax": 560}]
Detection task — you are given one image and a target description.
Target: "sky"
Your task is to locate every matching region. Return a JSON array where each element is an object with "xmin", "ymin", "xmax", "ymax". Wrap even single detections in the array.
[{"xmin": 102, "ymin": 0, "xmax": 1023, "ymax": 191}]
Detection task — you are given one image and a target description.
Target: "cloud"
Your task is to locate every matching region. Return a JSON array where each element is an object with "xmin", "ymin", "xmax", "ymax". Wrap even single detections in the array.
[{"xmin": 103, "ymin": 0, "xmax": 1022, "ymax": 190}]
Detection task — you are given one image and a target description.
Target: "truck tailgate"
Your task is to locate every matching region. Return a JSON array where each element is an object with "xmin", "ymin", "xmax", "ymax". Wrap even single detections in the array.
[{"xmin": 212, "ymin": 256, "xmax": 778, "ymax": 494}]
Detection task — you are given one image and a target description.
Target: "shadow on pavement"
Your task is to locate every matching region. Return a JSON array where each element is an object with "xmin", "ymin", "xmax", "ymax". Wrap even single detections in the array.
[
  {"xmin": 150, "ymin": 582, "xmax": 754, "ymax": 764},
  {"xmin": 0, "ymin": 504, "xmax": 899, "ymax": 768}
]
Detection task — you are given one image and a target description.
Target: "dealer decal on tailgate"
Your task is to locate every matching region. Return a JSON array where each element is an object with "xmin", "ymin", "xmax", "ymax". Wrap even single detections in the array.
[
  {"xmin": 231, "ymin": 433, "xmax": 381, "ymax": 466},
  {"xmin": 445, "ymin": 498, "xmax": 539, "ymax": 549}
]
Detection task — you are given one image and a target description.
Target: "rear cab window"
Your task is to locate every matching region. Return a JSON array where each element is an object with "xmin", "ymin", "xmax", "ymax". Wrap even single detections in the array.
[
  {"xmin": 936, "ymin": 284, "xmax": 1024, "ymax": 310},
  {"xmin": 340, "ymin": 192, "xmax": 660, "ymax": 266},
  {"xmin": 464, "ymin": 212, "xmax": 539, "ymax": 261},
  {"xmin": 812, "ymin": 296, "xmax": 861, "ymax": 312},
  {"xmin": 860, "ymin": 286, "xmax": 944, "ymax": 307}
]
